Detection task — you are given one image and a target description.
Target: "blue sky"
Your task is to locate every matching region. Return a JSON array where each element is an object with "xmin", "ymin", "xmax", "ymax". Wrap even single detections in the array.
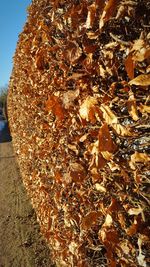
[{"xmin": 0, "ymin": 0, "xmax": 31, "ymax": 90}]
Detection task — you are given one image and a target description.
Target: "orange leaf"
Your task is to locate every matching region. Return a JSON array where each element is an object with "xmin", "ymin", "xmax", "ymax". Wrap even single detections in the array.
[
  {"xmin": 81, "ymin": 211, "xmax": 101, "ymax": 230},
  {"xmin": 126, "ymin": 222, "xmax": 138, "ymax": 236},
  {"xmin": 99, "ymin": 0, "xmax": 120, "ymax": 29},
  {"xmin": 98, "ymin": 153, "xmax": 107, "ymax": 169},
  {"xmin": 45, "ymin": 95, "xmax": 65, "ymax": 121},
  {"xmin": 125, "ymin": 54, "xmax": 135, "ymax": 79},
  {"xmin": 98, "ymin": 123, "xmax": 117, "ymax": 152}
]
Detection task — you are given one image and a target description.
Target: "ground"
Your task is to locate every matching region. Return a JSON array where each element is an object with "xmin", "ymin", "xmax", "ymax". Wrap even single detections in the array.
[{"xmin": 0, "ymin": 142, "xmax": 54, "ymax": 267}]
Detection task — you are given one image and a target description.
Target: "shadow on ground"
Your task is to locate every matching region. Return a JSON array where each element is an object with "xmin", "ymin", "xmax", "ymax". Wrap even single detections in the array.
[{"xmin": 0, "ymin": 121, "xmax": 12, "ymax": 143}]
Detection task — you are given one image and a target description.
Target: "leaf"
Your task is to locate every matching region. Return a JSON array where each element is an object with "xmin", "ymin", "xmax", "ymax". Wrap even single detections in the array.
[
  {"xmin": 100, "ymin": 104, "xmax": 132, "ymax": 136},
  {"xmin": 125, "ymin": 54, "xmax": 135, "ymax": 79},
  {"xmin": 86, "ymin": 3, "xmax": 97, "ymax": 29},
  {"xmin": 68, "ymin": 241, "xmax": 78, "ymax": 255},
  {"xmin": 119, "ymin": 241, "xmax": 130, "ymax": 255},
  {"xmin": 126, "ymin": 221, "xmax": 138, "ymax": 236},
  {"xmin": 98, "ymin": 153, "xmax": 107, "ymax": 169},
  {"xmin": 65, "ymin": 41, "xmax": 82, "ymax": 63},
  {"xmin": 35, "ymin": 52, "xmax": 45, "ymax": 70},
  {"xmin": 107, "ymin": 198, "xmax": 120, "ymax": 213},
  {"xmin": 98, "ymin": 123, "xmax": 117, "ymax": 152},
  {"xmin": 129, "ymin": 73, "xmax": 150, "ymax": 86},
  {"xmin": 131, "ymin": 39, "xmax": 150, "ymax": 62},
  {"xmin": 70, "ymin": 162, "xmax": 86, "ymax": 183},
  {"xmin": 139, "ymin": 104, "xmax": 150, "ymax": 114},
  {"xmin": 79, "ymin": 96, "xmax": 98, "ymax": 121},
  {"xmin": 127, "ymin": 91, "xmax": 139, "ymax": 121},
  {"xmin": 95, "ymin": 183, "xmax": 106, "ymax": 192},
  {"xmin": 128, "ymin": 207, "xmax": 143, "ymax": 216},
  {"xmin": 101, "ymin": 151, "xmax": 113, "ymax": 161},
  {"xmin": 137, "ymin": 236, "xmax": 147, "ymax": 267},
  {"xmin": 81, "ymin": 211, "xmax": 101, "ymax": 230},
  {"xmin": 100, "ymin": 104, "xmax": 117, "ymax": 124},
  {"xmin": 127, "ymin": 100, "xmax": 139, "ymax": 121},
  {"xmin": 103, "ymin": 214, "xmax": 113, "ymax": 227},
  {"xmin": 45, "ymin": 95, "xmax": 65, "ymax": 121},
  {"xmin": 129, "ymin": 152, "xmax": 150, "ymax": 170},
  {"xmin": 113, "ymin": 123, "xmax": 132, "ymax": 136},
  {"xmin": 62, "ymin": 89, "xmax": 79, "ymax": 109},
  {"xmin": 55, "ymin": 170, "xmax": 62, "ymax": 183},
  {"xmin": 99, "ymin": 0, "xmax": 120, "ymax": 29}
]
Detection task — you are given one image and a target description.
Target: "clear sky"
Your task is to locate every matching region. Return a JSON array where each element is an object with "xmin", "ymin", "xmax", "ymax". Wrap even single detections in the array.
[{"xmin": 0, "ymin": 0, "xmax": 31, "ymax": 90}]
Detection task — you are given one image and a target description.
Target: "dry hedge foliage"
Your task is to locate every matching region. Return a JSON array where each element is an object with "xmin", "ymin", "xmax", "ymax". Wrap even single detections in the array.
[{"xmin": 8, "ymin": 0, "xmax": 150, "ymax": 266}]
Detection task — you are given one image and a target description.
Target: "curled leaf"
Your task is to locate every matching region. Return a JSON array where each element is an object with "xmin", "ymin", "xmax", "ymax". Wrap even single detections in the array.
[
  {"xmin": 99, "ymin": 0, "xmax": 120, "ymax": 29},
  {"xmin": 127, "ymin": 91, "xmax": 139, "ymax": 121},
  {"xmin": 139, "ymin": 104, "xmax": 150, "ymax": 114},
  {"xmin": 129, "ymin": 73, "xmax": 150, "ymax": 86},
  {"xmin": 137, "ymin": 236, "xmax": 147, "ymax": 267},
  {"xmin": 100, "ymin": 104, "xmax": 132, "ymax": 136},
  {"xmin": 100, "ymin": 104, "xmax": 118, "ymax": 124},
  {"xmin": 79, "ymin": 96, "xmax": 98, "ymax": 121},
  {"xmin": 129, "ymin": 152, "xmax": 150, "ymax": 170},
  {"xmin": 131, "ymin": 39, "xmax": 150, "ymax": 62},
  {"xmin": 128, "ymin": 207, "xmax": 143, "ymax": 216},
  {"xmin": 86, "ymin": 3, "xmax": 97, "ymax": 29},
  {"xmin": 62, "ymin": 89, "xmax": 79, "ymax": 109},
  {"xmin": 65, "ymin": 41, "xmax": 82, "ymax": 63}
]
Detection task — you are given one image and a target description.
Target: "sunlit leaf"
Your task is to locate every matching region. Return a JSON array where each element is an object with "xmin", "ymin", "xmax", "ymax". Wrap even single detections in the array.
[{"xmin": 129, "ymin": 73, "xmax": 150, "ymax": 86}]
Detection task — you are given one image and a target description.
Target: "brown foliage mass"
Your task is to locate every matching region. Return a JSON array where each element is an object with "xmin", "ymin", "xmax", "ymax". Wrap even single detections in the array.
[{"xmin": 8, "ymin": 0, "xmax": 150, "ymax": 266}]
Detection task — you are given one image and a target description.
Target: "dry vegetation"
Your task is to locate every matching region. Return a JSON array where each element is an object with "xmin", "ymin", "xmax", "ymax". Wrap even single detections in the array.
[{"xmin": 8, "ymin": 0, "xmax": 150, "ymax": 266}]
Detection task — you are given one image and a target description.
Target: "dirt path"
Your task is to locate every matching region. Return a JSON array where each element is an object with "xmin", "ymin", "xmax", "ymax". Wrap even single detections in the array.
[{"xmin": 0, "ymin": 142, "xmax": 54, "ymax": 267}]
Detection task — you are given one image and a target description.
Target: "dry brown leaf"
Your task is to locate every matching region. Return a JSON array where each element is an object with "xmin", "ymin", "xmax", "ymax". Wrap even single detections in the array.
[
  {"xmin": 95, "ymin": 183, "xmax": 106, "ymax": 192},
  {"xmin": 100, "ymin": 104, "xmax": 118, "ymax": 124},
  {"xmin": 119, "ymin": 241, "xmax": 130, "ymax": 255},
  {"xmin": 129, "ymin": 152, "xmax": 150, "ymax": 170},
  {"xmin": 67, "ymin": 73, "xmax": 86, "ymax": 80},
  {"xmin": 86, "ymin": 3, "xmax": 97, "ymax": 29},
  {"xmin": 99, "ymin": 0, "xmax": 120, "ymax": 29},
  {"xmin": 89, "ymin": 140, "xmax": 99, "ymax": 167},
  {"xmin": 131, "ymin": 39, "xmax": 150, "ymax": 62},
  {"xmin": 103, "ymin": 214, "xmax": 113, "ymax": 227},
  {"xmin": 98, "ymin": 123, "xmax": 117, "ymax": 152},
  {"xmin": 79, "ymin": 96, "xmax": 98, "ymax": 121},
  {"xmin": 126, "ymin": 221, "xmax": 138, "ymax": 236},
  {"xmin": 113, "ymin": 124, "xmax": 132, "ymax": 136},
  {"xmin": 128, "ymin": 207, "xmax": 143, "ymax": 216},
  {"xmin": 81, "ymin": 211, "xmax": 101, "ymax": 230},
  {"xmin": 139, "ymin": 104, "xmax": 150, "ymax": 114},
  {"xmin": 100, "ymin": 104, "xmax": 132, "ymax": 136},
  {"xmin": 125, "ymin": 54, "xmax": 135, "ymax": 79},
  {"xmin": 137, "ymin": 236, "xmax": 147, "ymax": 267},
  {"xmin": 127, "ymin": 91, "xmax": 139, "ymax": 121},
  {"xmin": 129, "ymin": 73, "xmax": 150, "ymax": 86},
  {"xmin": 101, "ymin": 151, "xmax": 113, "ymax": 161},
  {"xmin": 86, "ymin": 31, "xmax": 99, "ymax": 39},
  {"xmin": 127, "ymin": 101, "xmax": 139, "ymax": 121},
  {"xmin": 62, "ymin": 89, "xmax": 79, "ymax": 109}
]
